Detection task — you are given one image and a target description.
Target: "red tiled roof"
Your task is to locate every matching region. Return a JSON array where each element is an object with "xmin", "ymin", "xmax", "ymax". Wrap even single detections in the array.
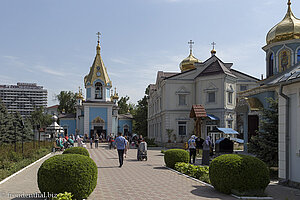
[{"xmin": 190, "ymin": 105, "xmax": 207, "ymax": 118}]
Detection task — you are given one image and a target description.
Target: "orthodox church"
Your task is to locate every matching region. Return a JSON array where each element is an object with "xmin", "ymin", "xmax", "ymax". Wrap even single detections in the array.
[
  {"xmin": 236, "ymin": 0, "xmax": 300, "ymax": 187},
  {"xmin": 59, "ymin": 36, "xmax": 133, "ymax": 138},
  {"xmin": 148, "ymin": 41, "xmax": 259, "ymax": 145}
]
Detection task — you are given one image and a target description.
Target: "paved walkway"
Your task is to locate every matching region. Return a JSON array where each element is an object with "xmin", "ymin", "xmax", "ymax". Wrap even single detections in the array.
[
  {"xmin": 0, "ymin": 143, "xmax": 300, "ymax": 200},
  {"xmin": 88, "ymin": 144, "xmax": 234, "ymax": 200}
]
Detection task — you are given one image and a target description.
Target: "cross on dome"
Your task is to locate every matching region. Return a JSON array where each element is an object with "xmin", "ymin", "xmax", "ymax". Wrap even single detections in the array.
[
  {"xmin": 188, "ymin": 40, "xmax": 194, "ymax": 54},
  {"xmin": 96, "ymin": 32, "xmax": 101, "ymax": 44}
]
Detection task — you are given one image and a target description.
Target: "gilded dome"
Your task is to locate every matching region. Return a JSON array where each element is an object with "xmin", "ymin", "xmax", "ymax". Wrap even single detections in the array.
[
  {"xmin": 266, "ymin": 1, "xmax": 300, "ymax": 45},
  {"xmin": 180, "ymin": 51, "xmax": 201, "ymax": 72}
]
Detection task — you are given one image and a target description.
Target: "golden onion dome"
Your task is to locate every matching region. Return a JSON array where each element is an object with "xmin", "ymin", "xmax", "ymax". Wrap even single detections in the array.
[
  {"xmin": 211, "ymin": 48, "xmax": 216, "ymax": 55},
  {"xmin": 180, "ymin": 51, "xmax": 201, "ymax": 72},
  {"xmin": 266, "ymin": 0, "xmax": 300, "ymax": 45}
]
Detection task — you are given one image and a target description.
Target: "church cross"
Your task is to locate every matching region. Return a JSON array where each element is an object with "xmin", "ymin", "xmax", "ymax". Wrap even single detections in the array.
[
  {"xmin": 96, "ymin": 32, "xmax": 101, "ymax": 43},
  {"xmin": 211, "ymin": 42, "xmax": 216, "ymax": 49},
  {"xmin": 188, "ymin": 40, "xmax": 194, "ymax": 53}
]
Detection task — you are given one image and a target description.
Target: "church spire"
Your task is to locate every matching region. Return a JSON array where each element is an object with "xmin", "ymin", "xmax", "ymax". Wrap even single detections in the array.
[{"xmin": 96, "ymin": 32, "xmax": 101, "ymax": 55}]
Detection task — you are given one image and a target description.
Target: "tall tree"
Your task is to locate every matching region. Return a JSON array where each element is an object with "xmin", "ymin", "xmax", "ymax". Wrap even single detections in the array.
[
  {"xmin": 30, "ymin": 106, "xmax": 52, "ymax": 128},
  {"xmin": 249, "ymin": 97, "xmax": 278, "ymax": 167},
  {"xmin": 132, "ymin": 88, "xmax": 148, "ymax": 137},
  {"xmin": 56, "ymin": 91, "xmax": 77, "ymax": 114},
  {"xmin": 118, "ymin": 96, "xmax": 135, "ymax": 114},
  {"xmin": 0, "ymin": 100, "xmax": 13, "ymax": 143}
]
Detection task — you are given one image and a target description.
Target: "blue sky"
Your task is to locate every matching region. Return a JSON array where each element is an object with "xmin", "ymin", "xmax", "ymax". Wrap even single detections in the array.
[{"xmin": 0, "ymin": 0, "xmax": 297, "ymax": 106}]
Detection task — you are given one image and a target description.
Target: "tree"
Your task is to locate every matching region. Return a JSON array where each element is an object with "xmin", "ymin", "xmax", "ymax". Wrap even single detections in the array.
[
  {"xmin": 249, "ymin": 97, "xmax": 278, "ymax": 167},
  {"xmin": 132, "ymin": 95, "xmax": 148, "ymax": 137},
  {"xmin": 118, "ymin": 96, "xmax": 135, "ymax": 114},
  {"xmin": 30, "ymin": 106, "xmax": 52, "ymax": 128},
  {"xmin": 0, "ymin": 100, "xmax": 14, "ymax": 143},
  {"xmin": 56, "ymin": 91, "xmax": 77, "ymax": 114}
]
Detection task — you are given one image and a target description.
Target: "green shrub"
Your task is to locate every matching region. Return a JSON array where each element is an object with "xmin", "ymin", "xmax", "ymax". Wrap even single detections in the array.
[
  {"xmin": 62, "ymin": 147, "xmax": 89, "ymax": 157},
  {"xmin": 38, "ymin": 154, "xmax": 97, "ymax": 200},
  {"xmin": 161, "ymin": 150, "xmax": 165, "ymax": 154},
  {"xmin": 53, "ymin": 192, "xmax": 73, "ymax": 200},
  {"xmin": 209, "ymin": 154, "xmax": 270, "ymax": 195},
  {"xmin": 175, "ymin": 162, "xmax": 210, "ymax": 183},
  {"xmin": 164, "ymin": 149, "xmax": 189, "ymax": 169}
]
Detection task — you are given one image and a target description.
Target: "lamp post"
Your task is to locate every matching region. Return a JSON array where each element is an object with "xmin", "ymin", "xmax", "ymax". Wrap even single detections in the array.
[
  {"xmin": 13, "ymin": 121, "xmax": 17, "ymax": 152},
  {"xmin": 21, "ymin": 120, "xmax": 24, "ymax": 155},
  {"xmin": 37, "ymin": 124, "xmax": 40, "ymax": 148}
]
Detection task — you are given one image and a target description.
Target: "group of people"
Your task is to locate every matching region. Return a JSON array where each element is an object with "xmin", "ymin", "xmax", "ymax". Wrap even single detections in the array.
[
  {"xmin": 114, "ymin": 133, "xmax": 145, "ymax": 167},
  {"xmin": 188, "ymin": 135, "xmax": 213, "ymax": 165},
  {"xmin": 55, "ymin": 134, "xmax": 75, "ymax": 150}
]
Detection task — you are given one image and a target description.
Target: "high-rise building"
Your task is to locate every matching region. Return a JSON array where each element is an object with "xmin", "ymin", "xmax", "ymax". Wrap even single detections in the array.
[{"xmin": 0, "ymin": 82, "xmax": 47, "ymax": 116}]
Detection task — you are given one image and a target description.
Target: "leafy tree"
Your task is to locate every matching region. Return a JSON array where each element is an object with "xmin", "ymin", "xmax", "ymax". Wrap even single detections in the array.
[
  {"xmin": 30, "ymin": 106, "xmax": 52, "ymax": 128},
  {"xmin": 133, "ymin": 95, "xmax": 148, "ymax": 137},
  {"xmin": 249, "ymin": 97, "xmax": 278, "ymax": 167},
  {"xmin": 56, "ymin": 91, "xmax": 77, "ymax": 114},
  {"xmin": 118, "ymin": 96, "xmax": 135, "ymax": 114}
]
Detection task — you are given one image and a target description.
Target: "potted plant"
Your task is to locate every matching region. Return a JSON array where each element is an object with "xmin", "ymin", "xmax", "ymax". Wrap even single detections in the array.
[{"xmin": 173, "ymin": 134, "xmax": 177, "ymax": 143}]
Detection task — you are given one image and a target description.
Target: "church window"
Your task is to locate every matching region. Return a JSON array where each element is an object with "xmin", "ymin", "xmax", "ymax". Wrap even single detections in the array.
[
  {"xmin": 179, "ymin": 94, "xmax": 186, "ymax": 105},
  {"xmin": 228, "ymin": 92, "xmax": 233, "ymax": 104},
  {"xmin": 208, "ymin": 92, "xmax": 215, "ymax": 103},
  {"xmin": 178, "ymin": 121, "xmax": 187, "ymax": 136},
  {"xmin": 297, "ymin": 49, "xmax": 300, "ymax": 63},
  {"xmin": 95, "ymin": 82, "xmax": 103, "ymax": 99},
  {"xmin": 269, "ymin": 53, "xmax": 274, "ymax": 77}
]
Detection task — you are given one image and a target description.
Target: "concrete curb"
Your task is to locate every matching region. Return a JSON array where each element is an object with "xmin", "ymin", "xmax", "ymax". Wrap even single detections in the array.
[
  {"xmin": 0, "ymin": 153, "xmax": 52, "ymax": 185},
  {"xmin": 165, "ymin": 166, "xmax": 273, "ymax": 200}
]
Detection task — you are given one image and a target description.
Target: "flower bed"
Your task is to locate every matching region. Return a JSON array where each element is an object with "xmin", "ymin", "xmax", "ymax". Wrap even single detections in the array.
[{"xmin": 174, "ymin": 162, "xmax": 210, "ymax": 184}]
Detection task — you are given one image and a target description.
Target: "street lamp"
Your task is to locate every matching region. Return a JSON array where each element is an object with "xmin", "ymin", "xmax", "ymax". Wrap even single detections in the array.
[
  {"xmin": 13, "ymin": 121, "xmax": 17, "ymax": 152},
  {"xmin": 21, "ymin": 120, "xmax": 24, "ymax": 155}
]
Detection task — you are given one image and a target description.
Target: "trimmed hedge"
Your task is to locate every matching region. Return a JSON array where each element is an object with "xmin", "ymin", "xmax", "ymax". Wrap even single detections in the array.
[
  {"xmin": 164, "ymin": 149, "xmax": 189, "ymax": 169},
  {"xmin": 38, "ymin": 154, "xmax": 97, "ymax": 200},
  {"xmin": 175, "ymin": 162, "xmax": 210, "ymax": 183},
  {"xmin": 63, "ymin": 147, "xmax": 90, "ymax": 157},
  {"xmin": 209, "ymin": 154, "xmax": 270, "ymax": 195}
]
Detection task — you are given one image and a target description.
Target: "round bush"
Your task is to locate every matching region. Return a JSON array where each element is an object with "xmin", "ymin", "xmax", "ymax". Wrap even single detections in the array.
[
  {"xmin": 63, "ymin": 147, "xmax": 90, "ymax": 157},
  {"xmin": 38, "ymin": 154, "xmax": 97, "ymax": 200},
  {"xmin": 209, "ymin": 154, "xmax": 270, "ymax": 195},
  {"xmin": 164, "ymin": 149, "xmax": 189, "ymax": 169}
]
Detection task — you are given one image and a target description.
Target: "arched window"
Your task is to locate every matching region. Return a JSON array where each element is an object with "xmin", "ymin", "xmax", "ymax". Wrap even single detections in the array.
[
  {"xmin": 95, "ymin": 82, "xmax": 102, "ymax": 99},
  {"xmin": 268, "ymin": 53, "xmax": 274, "ymax": 77},
  {"xmin": 297, "ymin": 49, "xmax": 300, "ymax": 63}
]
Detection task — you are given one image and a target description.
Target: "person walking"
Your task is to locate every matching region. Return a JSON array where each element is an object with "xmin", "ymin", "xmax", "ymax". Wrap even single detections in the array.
[
  {"xmin": 115, "ymin": 132, "xmax": 127, "ymax": 167},
  {"xmin": 202, "ymin": 136, "xmax": 212, "ymax": 165},
  {"xmin": 124, "ymin": 136, "xmax": 129, "ymax": 158},
  {"xmin": 188, "ymin": 135, "xmax": 197, "ymax": 164},
  {"xmin": 94, "ymin": 133, "xmax": 99, "ymax": 148},
  {"xmin": 90, "ymin": 136, "xmax": 93, "ymax": 149}
]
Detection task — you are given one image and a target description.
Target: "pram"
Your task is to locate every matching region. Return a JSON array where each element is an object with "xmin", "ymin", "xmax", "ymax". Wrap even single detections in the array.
[{"xmin": 137, "ymin": 141, "xmax": 147, "ymax": 161}]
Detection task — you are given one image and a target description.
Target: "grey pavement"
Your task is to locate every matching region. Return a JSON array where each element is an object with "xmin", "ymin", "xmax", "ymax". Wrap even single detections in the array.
[
  {"xmin": 88, "ymin": 144, "xmax": 234, "ymax": 200},
  {"xmin": 0, "ymin": 144, "xmax": 299, "ymax": 200}
]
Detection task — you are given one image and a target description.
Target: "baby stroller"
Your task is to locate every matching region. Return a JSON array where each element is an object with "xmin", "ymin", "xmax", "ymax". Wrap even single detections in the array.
[{"xmin": 137, "ymin": 141, "xmax": 147, "ymax": 161}]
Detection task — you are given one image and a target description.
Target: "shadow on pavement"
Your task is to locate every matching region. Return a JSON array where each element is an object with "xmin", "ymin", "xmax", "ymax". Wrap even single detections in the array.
[
  {"xmin": 97, "ymin": 166, "xmax": 119, "ymax": 168},
  {"xmin": 153, "ymin": 166, "xmax": 168, "ymax": 170},
  {"xmin": 191, "ymin": 185, "xmax": 234, "ymax": 199},
  {"xmin": 107, "ymin": 157, "xmax": 118, "ymax": 159},
  {"xmin": 125, "ymin": 159, "xmax": 139, "ymax": 162}
]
